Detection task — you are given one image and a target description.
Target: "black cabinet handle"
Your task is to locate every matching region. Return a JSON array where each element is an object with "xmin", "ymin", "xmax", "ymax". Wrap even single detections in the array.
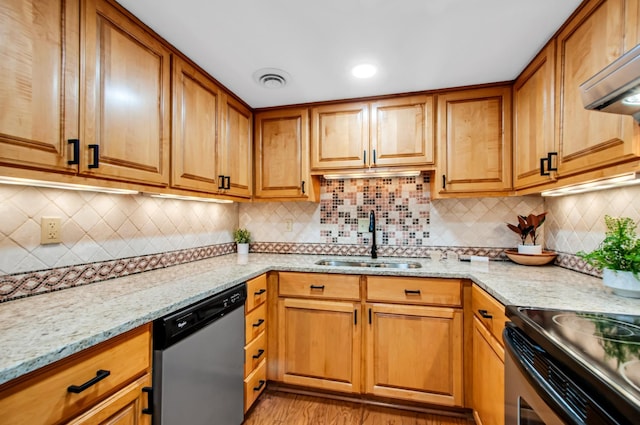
[
  {"xmin": 252, "ymin": 319, "xmax": 265, "ymax": 327},
  {"xmin": 363, "ymin": 150, "xmax": 367, "ymax": 165},
  {"xmin": 373, "ymin": 149, "xmax": 377, "ymax": 164},
  {"xmin": 67, "ymin": 369, "xmax": 110, "ymax": 393},
  {"xmin": 547, "ymin": 152, "xmax": 558, "ymax": 172},
  {"xmin": 254, "ymin": 288, "xmax": 266, "ymax": 296},
  {"xmin": 88, "ymin": 144, "xmax": 99, "ymax": 169},
  {"xmin": 478, "ymin": 309, "xmax": 493, "ymax": 319},
  {"xmin": 67, "ymin": 139, "xmax": 79, "ymax": 165},
  {"xmin": 354, "ymin": 309, "xmax": 358, "ymax": 325},
  {"xmin": 442, "ymin": 174, "xmax": 446, "ymax": 189},
  {"xmin": 404, "ymin": 289, "xmax": 421, "ymax": 295},
  {"xmin": 368, "ymin": 308, "xmax": 372, "ymax": 324},
  {"xmin": 253, "ymin": 380, "xmax": 266, "ymax": 392},
  {"xmin": 301, "ymin": 180, "xmax": 306, "ymax": 194},
  {"xmin": 218, "ymin": 175, "xmax": 225, "ymax": 189},
  {"xmin": 540, "ymin": 157, "xmax": 549, "ymax": 176},
  {"xmin": 310, "ymin": 285, "xmax": 325, "ymax": 290},
  {"xmin": 225, "ymin": 175, "xmax": 231, "ymax": 190},
  {"xmin": 252, "ymin": 349, "xmax": 265, "ymax": 359},
  {"xmin": 142, "ymin": 386, "xmax": 153, "ymax": 415}
]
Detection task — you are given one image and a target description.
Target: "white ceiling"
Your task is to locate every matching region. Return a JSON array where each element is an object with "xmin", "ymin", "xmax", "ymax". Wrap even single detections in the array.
[{"xmin": 116, "ymin": 0, "xmax": 583, "ymax": 109}]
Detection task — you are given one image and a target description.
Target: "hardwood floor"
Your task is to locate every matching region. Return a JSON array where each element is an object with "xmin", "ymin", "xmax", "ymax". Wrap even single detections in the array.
[{"xmin": 243, "ymin": 391, "xmax": 474, "ymax": 425}]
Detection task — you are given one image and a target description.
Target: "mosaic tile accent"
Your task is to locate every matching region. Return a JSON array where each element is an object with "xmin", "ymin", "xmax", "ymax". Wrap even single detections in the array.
[
  {"xmin": 0, "ymin": 243, "xmax": 235, "ymax": 302},
  {"xmin": 320, "ymin": 175, "xmax": 431, "ymax": 245}
]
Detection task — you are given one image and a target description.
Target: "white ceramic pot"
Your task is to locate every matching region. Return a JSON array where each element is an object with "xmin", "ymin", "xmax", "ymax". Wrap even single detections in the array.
[
  {"xmin": 237, "ymin": 243, "xmax": 249, "ymax": 255},
  {"xmin": 517, "ymin": 244, "xmax": 542, "ymax": 255},
  {"xmin": 602, "ymin": 268, "xmax": 640, "ymax": 298}
]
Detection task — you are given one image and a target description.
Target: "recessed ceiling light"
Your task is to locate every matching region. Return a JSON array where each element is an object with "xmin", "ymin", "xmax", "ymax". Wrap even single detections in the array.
[
  {"xmin": 253, "ymin": 68, "xmax": 290, "ymax": 89},
  {"xmin": 351, "ymin": 63, "xmax": 377, "ymax": 79}
]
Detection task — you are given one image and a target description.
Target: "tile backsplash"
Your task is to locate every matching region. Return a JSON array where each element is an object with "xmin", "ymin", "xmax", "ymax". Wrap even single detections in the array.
[{"xmin": 0, "ymin": 185, "xmax": 237, "ymax": 275}]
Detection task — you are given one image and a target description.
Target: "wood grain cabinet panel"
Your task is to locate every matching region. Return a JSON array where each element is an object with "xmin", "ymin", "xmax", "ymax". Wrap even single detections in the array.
[
  {"xmin": 244, "ymin": 274, "xmax": 268, "ymax": 412},
  {"xmin": 365, "ymin": 303, "xmax": 463, "ymax": 406},
  {"xmin": 171, "ymin": 56, "xmax": 222, "ymax": 192},
  {"xmin": 513, "ymin": 43, "xmax": 557, "ymax": 190},
  {"xmin": 555, "ymin": 0, "xmax": 640, "ymax": 178},
  {"xmin": 0, "ymin": 0, "xmax": 80, "ymax": 172},
  {"xmin": 254, "ymin": 107, "xmax": 311, "ymax": 199},
  {"xmin": 277, "ymin": 297, "xmax": 361, "ymax": 394},
  {"xmin": 220, "ymin": 95, "xmax": 252, "ymax": 198},
  {"xmin": 436, "ymin": 86, "xmax": 512, "ymax": 197},
  {"xmin": 82, "ymin": 0, "xmax": 170, "ymax": 185}
]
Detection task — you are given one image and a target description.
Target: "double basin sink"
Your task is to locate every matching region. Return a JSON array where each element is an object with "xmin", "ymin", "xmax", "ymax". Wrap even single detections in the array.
[{"xmin": 315, "ymin": 259, "xmax": 422, "ymax": 269}]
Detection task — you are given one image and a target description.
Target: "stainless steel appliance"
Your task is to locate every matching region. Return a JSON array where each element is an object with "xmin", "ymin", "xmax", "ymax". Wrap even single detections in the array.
[
  {"xmin": 504, "ymin": 306, "xmax": 640, "ymax": 424},
  {"xmin": 153, "ymin": 284, "xmax": 247, "ymax": 425},
  {"xmin": 581, "ymin": 43, "xmax": 640, "ymax": 122}
]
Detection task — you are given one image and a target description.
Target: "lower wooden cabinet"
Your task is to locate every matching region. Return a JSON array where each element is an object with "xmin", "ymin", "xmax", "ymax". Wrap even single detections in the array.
[
  {"xmin": 471, "ymin": 285, "xmax": 507, "ymax": 425},
  {"xmin": 245, "ymin": 274, "xmax": 268, "ymax": 412},
  {"xmin": 0, "ymin": 325, "xmax": 152, "ymax": 425},
  {"xmin": 277, "ymin": 297, "xmax": 361, "ymax": 393},
  {"xmin": 366, "ymin": 303, "xmax": 463, "ymax": 406}
]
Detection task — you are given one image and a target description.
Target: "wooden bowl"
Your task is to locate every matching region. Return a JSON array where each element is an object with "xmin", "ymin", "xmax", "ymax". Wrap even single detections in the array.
[{"xmin": 505, "ymin": 249, "xmax": 557, "ymax": 266}]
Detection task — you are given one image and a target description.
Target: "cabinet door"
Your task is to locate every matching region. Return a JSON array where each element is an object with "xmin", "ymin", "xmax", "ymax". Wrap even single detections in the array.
[
  {"xmin": 254, "ymin": 107, "xmax": 310, "ymax": 199},
  {"xmin": 555, "ymin": 0, "xmax": 639, "ymax": 178},
  {"xmin": 171, "ymin": 56, "xmax": 221, "ymax": 192},
  {"xmin": 472, "ymin": 316, "xmax": 505, "ymax": 425},
  {"xmin": 370, "ymin": 95, "xmax": 435, "ymax": 167},
  {"xmin": 365, "ymin": 303, "xmax": 463, "ymax": 406},
  {"xmin": 82, "ymin": 0, "xmax": 170, "ymax": 185},
  {"xmin": 68, "ymin": 374, "xmax": 152, "ymax": 425},
  {"xmin": 0, "ymin": 0, "xmax": 79, "ymax": 172},
  {"xmin": 513, "ymin": 44, "xmax": 557, "ymax": 190},
  {"xmin": 278, "ymin": 298, "xmax": 361, "ymax": 393},
  {"xmin": 437, "ymin": 86, "xmax": 512, "ymax": 196},
  {"xmin": 220, "ymin": 95, "xmax": 252, "ymax": 198},
  {"xmin": 310, "ymin": 102, "xmax": 369, "ymax": 170}
]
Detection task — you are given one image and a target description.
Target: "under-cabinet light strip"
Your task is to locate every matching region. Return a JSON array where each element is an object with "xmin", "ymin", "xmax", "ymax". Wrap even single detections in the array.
[
  {"xmin": 0, "ymin": 176, "xmax": 139, "ymax": 195},
  {"xmin": 541, "ymin": 172, "xmax": 640, "ymax": 196},
  {"xmin": 323, "ymin": 170, "xmax": 421, "ymax": 180}
]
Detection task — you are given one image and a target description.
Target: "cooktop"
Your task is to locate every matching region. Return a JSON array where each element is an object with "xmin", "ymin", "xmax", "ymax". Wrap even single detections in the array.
[{"xmin": 506, "ymin": 306, "xmax": 640, "ymax": 422}]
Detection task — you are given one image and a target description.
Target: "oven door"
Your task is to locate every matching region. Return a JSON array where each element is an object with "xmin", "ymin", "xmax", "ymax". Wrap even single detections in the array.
[{"xmin": 505, "ymin": 344, "xmax": 565, "ymax": 425}]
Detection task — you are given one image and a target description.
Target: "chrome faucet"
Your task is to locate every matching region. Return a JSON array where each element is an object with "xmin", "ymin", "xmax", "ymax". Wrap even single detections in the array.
[{"xmin": 369, "ymin": 210, "xmax": 377, "ymax": 259}]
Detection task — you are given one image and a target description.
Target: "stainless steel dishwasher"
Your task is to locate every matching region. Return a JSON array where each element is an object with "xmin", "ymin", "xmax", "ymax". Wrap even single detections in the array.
[{"xmin": 152, "ymin": 283, "xmax": 247, "ymax": 425}]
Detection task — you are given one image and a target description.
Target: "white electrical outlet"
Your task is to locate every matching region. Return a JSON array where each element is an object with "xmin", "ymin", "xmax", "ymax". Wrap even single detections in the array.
[
  {"xmin": 285, "ymin": 219, "xmax": 293, "ymax": 232},
  {"xmin": 358, "ymin": 218, "xmax": 370, "ymax": 233},
  {"xmin": 41, "ymin": 217, "xmax": 62, "ymax": 244}
]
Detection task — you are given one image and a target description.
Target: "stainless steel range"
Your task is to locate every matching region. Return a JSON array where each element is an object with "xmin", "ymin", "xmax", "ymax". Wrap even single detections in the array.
[{"xmin": 504, "ymin": 306, "xmax": 640, "ymax": 424}]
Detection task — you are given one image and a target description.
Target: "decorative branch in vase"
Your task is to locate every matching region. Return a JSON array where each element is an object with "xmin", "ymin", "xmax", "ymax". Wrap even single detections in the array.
[{"xmin": 506, "ymin": 212, "xmax": 547, "ymax": 255}]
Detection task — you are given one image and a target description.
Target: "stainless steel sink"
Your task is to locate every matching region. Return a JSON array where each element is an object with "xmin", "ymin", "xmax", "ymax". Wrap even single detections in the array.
[{"xmin": 314, "ymin": 259, "xmax": 422, "ymax": 269}]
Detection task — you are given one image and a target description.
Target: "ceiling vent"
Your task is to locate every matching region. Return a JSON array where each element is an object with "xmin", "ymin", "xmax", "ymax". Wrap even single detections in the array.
[{"xmin": 253, "ymin": 68, "xmax": 290, "ymax": 89}]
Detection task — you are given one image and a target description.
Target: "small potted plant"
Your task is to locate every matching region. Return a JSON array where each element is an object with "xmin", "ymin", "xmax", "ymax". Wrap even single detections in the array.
[
  {"xmin": 577, "ymin": 215, "xmax": 640, "ymax": 298},
  {"xmin": 233, "ymin": 228, "xmax": 251, "ymax": 255},
  {"xmin": 507, "ymin": 212, "xmax": 547, "ymax": 255}
]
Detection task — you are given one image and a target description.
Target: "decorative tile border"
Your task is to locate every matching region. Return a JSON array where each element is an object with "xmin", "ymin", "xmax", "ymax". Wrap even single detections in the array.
[
  {"xmin": 0, "ymin": 243, "xmax": 235, "ymax": 303},
  {"xmin": 554, "ymin": 252, "xmax": 601, "ymax": 278}
]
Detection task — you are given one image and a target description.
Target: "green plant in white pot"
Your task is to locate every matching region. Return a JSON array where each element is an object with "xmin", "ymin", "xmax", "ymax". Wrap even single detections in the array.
[
  {"xmin": 577, "ymin": 215, "xmax": 640, "ymax": 298},
  {"xmin": 233, "ymin": 228, "xmax": 251, "ymax": 255}
]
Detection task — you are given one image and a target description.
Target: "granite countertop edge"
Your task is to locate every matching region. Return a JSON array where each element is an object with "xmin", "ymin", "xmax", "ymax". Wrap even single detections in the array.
[{"xmin": 1, "ymin": 253, "xmax": 638, "ymax": 387}]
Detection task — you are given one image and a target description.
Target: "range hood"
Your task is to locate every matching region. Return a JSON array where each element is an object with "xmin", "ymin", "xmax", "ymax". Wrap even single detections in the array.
[{"xmin": 580, "ymin": 43, "xmax": 640, "ymax": 122}]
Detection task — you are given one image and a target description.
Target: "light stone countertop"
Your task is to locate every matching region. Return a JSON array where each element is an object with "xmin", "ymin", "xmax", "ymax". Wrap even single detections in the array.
[{"xmin": 1, "ymin": 253, "xmax": 639, "ymax": 386}]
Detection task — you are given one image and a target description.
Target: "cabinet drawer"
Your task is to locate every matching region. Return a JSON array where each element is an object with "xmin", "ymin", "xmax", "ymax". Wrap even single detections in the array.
[
  {"xmin": 472, "ymin": 284, "xmax": 508, "ymax": 344},
  {"xmin": 246, "ymin": 274, "xmax": 267, "ymax": 313},
  {"xmin": 0, "ymin": 325, "xmax": 151, "ymax": 425},
  {"xmin": 279, "ymin": 272, "xmax": 360, "ymax": 300},
  {"xmin": 366, "ymin": 276, "xmax": 462, "ymax": 306},
  {"xmin": 244, "ymin": 359, "xmax": 267, "ymax": 413},
  {"xmin": 245, "ymin": 302, "xmax": 267, "ymax": 345},
  {"xmin": 245, "ymin": 330, "xmax": 267, "ymax": 377}
]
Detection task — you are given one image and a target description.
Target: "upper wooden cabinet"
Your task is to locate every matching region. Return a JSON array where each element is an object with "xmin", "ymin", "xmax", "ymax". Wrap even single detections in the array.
[
  {"xmin": 171, "ymin": 56, "xmax": 222, "ymax": 193},
  {"xmin": 554, "ymin": 0, "xmax": 640, "ymax": 179},
  {"xmin": 311, "ymin": 95, "xmax": 435, "ymax": 171},
  {"xmin": 513, "ymin": 43, "xmax": 557, "ymax": 190},
  {"xmin": 82, "ymin": 0, "xmax": 171, "ymax": 186},
  {"xmin": 254, "ymin": 107, "xmax": 312, "ymax": 200},
  {"xmin": 220, "ymin": 95, "xmax": 252, "ymax": 198},
  {"xmin": 436, "ymin": 86, "xmax": 513, "ymax": 197},
  {"xmin": 0, "ymin": 0, "xmax": 80, "ymax": 173}
]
